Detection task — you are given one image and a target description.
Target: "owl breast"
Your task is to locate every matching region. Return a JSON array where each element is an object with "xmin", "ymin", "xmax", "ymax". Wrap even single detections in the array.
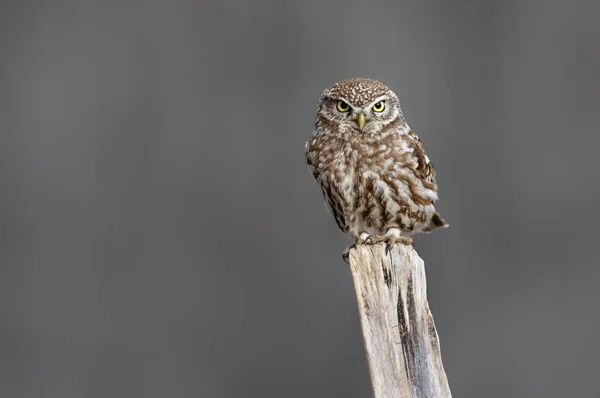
[{"xmin": 306, "ymin": 129, "xmax": 438, "ymax": 238}]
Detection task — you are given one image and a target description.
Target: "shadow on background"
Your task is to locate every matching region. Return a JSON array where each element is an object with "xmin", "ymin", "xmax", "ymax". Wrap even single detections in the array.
[{"xmin": 1, "ymin": 0, "xmax": 599, "ymax": 397}]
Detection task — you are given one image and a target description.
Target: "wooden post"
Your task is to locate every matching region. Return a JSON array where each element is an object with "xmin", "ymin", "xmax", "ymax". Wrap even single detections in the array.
[{"xmin": 348, "ymin": 242, "xmax": 451, "ymax": 398}]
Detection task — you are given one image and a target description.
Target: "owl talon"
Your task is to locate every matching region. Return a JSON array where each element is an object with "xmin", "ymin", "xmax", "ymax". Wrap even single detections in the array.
[
  {"xmin": 362, "ymin": 235, "xmax": 413, "ymax": 248},
  {"xmin": 360, "ymin": 235, "xmax": 386, "ymax": 245},
  {"xmin": 385, "ymin": 238, "xmax": 413, "ymax": 255},
  {"xmin": 342, "ymin": 251, "xmax": 349, "ymax": 264},
  {"xmin": 342, "ymin": 242, "xmax": 357, "ymax": 264}
]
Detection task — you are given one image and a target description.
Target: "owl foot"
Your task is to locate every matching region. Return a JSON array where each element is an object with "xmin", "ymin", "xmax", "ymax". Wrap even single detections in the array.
[
  {"xmin": 364, "ymin": 227, "xmax": 413, "ymax": 255},
  {"xmin": 342, "ymin": 233, "xmax": 371, "ymax": 263},
  {"xmin": 342, "ymin": 231, "xmax": 413, "ymax": 263},
  {"xmin": 363, "ymin": 235, "xmax": 413, "ymax": 245},
  {"xmin": 385, "ymin": 237, "xmax": 413, "ymax": 255},
  {"xmin": 342, "ymin": 242, "xmax": 356, "ymax": 264},
  {"xmin": 362, "ymin": 235, "xmax": 413, "ymax": 255}
]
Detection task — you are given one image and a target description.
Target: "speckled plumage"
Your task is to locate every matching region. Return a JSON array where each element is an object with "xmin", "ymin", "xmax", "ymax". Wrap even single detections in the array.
[{"xmin": 305, "ymin": 78, "xmax": 448, "ymax": 242}]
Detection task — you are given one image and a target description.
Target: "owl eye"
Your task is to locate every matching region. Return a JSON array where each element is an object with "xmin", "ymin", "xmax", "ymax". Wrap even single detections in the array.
[
  {"xmin": 372, "ymin": 101, "xmax": 385, "ymax": 112},
  {"xmin": 336, "ymin": 100, "xmax": 351, "ymax": 113}
]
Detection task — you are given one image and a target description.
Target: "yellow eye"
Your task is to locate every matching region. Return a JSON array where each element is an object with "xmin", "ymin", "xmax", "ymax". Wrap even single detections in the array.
[
  {"xmin": 372, "ymin": 101, "xmax": 385, "ymax": 112},
  {"xmin": 336, "ymin": 100, "xmax": 350, "ymax": 113}
]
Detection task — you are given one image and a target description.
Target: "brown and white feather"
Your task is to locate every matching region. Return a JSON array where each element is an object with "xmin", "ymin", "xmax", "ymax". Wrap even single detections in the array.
[{"xmin": 305, "ymin": 78, "xmax": 447, "ymax": 238}]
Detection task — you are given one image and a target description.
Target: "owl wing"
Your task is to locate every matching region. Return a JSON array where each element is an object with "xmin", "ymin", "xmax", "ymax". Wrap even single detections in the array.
[
  {"xmin": 305, "ymin": 139, "xmax": 347, "ymax": 233},
  {"xmin": 404, "ymin": 130, "xmax": 449, "ymax": 229},
  {"xmin": 405, "ymin": 130, "xmax": 437, "ymax": 185}
]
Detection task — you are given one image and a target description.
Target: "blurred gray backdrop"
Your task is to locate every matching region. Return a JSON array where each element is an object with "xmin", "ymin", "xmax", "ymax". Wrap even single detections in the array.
[{"xmin": 2, "ymin": 0, "xmax": 599, "ymax": 397}]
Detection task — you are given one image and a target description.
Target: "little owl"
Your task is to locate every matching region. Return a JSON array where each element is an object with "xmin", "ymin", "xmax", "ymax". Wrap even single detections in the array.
[{"xmin": 305, "ymin": 78, "xmax": 448, "ymax": 262}]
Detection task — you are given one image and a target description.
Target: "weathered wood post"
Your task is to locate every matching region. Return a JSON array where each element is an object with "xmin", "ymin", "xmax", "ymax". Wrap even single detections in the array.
[{"xmin": 348, "ymin": 242, "xmax": 451, "ymax": 398}]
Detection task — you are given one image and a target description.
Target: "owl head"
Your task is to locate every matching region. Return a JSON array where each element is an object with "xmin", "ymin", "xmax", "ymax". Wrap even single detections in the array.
[{"xmin": 315, "ymin": 78, "xmax": 406, "ymax": 135}]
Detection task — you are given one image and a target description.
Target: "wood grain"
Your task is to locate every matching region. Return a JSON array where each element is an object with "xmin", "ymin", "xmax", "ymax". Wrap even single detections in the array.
[{"xmin": 348, "ymin": 243, "xmax": 451, "ymax": 398}]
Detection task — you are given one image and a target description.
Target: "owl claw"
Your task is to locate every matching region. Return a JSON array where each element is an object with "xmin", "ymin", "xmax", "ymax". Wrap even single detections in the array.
[
  {"xmin": 342, "ymin": 242, "xmax": 357, "ymax": 264},
  {"xmin": 343, "ymin": 235, "xmax": 368, "ymax": 263},
  {"xmin": 385, "ymin": 242, "xmax": 393, "ymax": 255},
  {"xmin": 342, "ymin": 251, "xmax": 350, "ymax": 264},
  {"xmin": 343, "ymin": 235, "xmax": 412, "ymax": 263},
  {"xmin": 362, "ymin": 235, "xmax": 413, "ymax": 256}
]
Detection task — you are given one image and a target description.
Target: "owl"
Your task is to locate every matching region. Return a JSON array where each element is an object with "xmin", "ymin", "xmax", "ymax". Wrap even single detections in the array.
[{"xmin": 305, "ymin": 78, "xmax": 448, "ymax": 262}]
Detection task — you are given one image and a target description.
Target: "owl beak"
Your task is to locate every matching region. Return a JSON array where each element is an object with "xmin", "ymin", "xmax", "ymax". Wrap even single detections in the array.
[{"xmin": 356, "ymin": 113, "xmax": 367, "ymax": 130}]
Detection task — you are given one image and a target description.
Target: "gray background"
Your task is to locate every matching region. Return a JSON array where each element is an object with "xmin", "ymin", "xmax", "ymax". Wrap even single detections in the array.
[{"xmin": 1, "ymin": 0, "xmax": 599, "ymax": 397}]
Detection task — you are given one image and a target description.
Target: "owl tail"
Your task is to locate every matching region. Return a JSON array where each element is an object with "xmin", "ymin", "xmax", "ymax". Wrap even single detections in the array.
[{"xmin": 424, "ymin": 212, "xmax": 449, "ymax": 233}]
